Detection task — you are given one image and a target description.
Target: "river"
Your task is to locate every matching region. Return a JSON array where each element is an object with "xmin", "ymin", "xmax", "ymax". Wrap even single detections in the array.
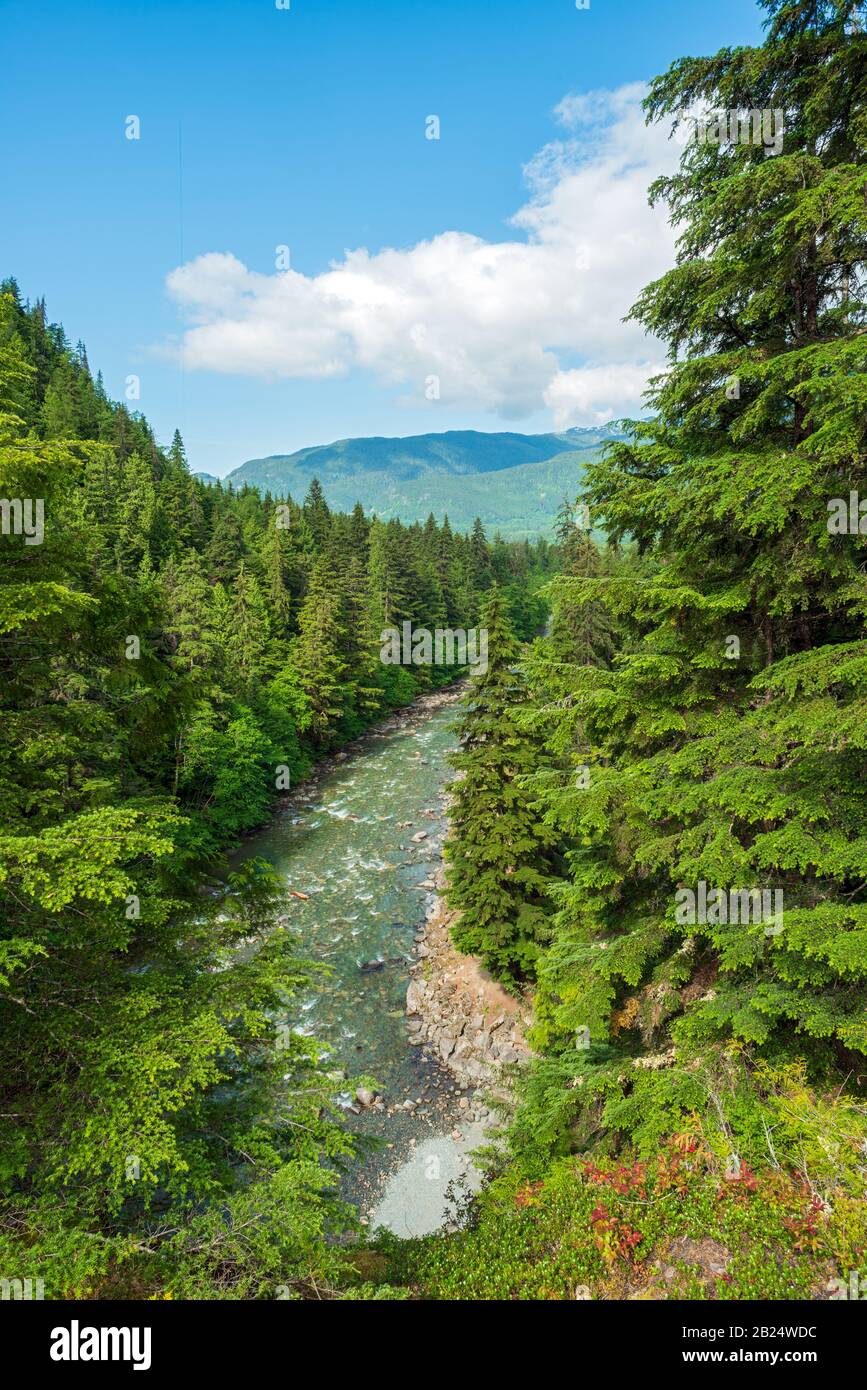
[{"xmin": 233, "ymin": 686, "xmax": 486, "ymax": 1236}]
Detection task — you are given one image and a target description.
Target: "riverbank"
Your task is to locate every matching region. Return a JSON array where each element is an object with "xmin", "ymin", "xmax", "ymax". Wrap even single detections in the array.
[
  {"xmin": 232, "ymin": 675, "xmax": 530, "ymax": 1238},
  {"xmin": 234, "ymin": 677, "xmax": 504, "ymax": 1236},
  {"xmin": 406, "ymin": 866, "xmax": 532, "ymax": 1089},
  {"xmin": 367, "ymin": 821, "xmax": 534, "ymax": 1236}
]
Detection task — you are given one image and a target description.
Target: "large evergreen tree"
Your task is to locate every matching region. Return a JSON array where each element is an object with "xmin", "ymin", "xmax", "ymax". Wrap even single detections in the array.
[
  {"xmin": 525, "ymin": 0, "xmax": 867, "ymax": 1159},
  {"xmin": 445, "ymin": 587, "xmax": 554, "ymax": 981},
  {"xmin": 290, "ymin": 549, "xmax": 351, "ymax": 747}
]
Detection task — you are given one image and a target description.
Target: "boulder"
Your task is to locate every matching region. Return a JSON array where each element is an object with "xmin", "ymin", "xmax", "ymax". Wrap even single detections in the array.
[{"xmin": 406, "ymin": 979, "xmax": 426, "ymax": 1014}]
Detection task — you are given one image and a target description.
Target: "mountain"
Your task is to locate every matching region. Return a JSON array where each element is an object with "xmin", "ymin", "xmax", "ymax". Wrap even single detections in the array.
[{"xmin": 219, "ymin": 426, "xmax": 626, "ymax": 537}]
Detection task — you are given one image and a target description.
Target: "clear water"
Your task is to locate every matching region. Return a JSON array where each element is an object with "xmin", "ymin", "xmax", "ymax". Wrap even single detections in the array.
[{"xmin": 233, "ymin": 696, "xmax": 470, "ymax": 1215}]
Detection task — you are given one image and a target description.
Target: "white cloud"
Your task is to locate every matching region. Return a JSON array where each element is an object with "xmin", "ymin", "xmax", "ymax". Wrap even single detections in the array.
[
  {"xmin": 545, "ymin": 363, "xmax": 660, "ymax": 429},
  {"xmin": 162, "ymin": 83, "xmax": 678, "ymax": 429}
]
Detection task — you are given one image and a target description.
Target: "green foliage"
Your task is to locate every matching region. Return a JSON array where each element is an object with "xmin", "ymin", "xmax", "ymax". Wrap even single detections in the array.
[
  {"xmin": 0, "ymin": 843, "xmax": 360, "ymax": 1297},
  {"xmin": 0, "ymin": 278, "xmax": 554, "ymax": 1299},
  {"xmin": 9, "ymin": 0, "xmax": 865, "ymax": 1302},
  {"xmin": 382, "ymin": 1133, "xmax": 867, "ymax": 1301},
  {"xmin": 444, "ymin": 587, "xmax": 556, "ymax": 981},
  {"xmin": 514, "ymin": 0, "xmax": 867, "ymax": 1164}
]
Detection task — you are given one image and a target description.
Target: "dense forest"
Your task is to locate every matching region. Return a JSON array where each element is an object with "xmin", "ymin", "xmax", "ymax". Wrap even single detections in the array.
[
  {"xmin": 414, "ymin": 0, "xmax": 867, "ymax": 1300},
  {"xmin": 2, "ymin": 0, "xmax": 866, "ymax": 1305},
  {"xmin": 0, "ymin": 279, "xmax": 550, "ymax": 1296}
]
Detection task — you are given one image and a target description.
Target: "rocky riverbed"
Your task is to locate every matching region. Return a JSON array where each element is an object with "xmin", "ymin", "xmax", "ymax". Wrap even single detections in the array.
[{"xmin": 405, "ymin": 865, "xmax": 531, "ymax": 1088}]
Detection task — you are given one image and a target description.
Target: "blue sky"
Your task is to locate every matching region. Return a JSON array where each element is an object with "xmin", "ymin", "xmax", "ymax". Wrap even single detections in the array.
[{"xmin": 1, "ymin": 0, "xmax": 764, "ymax": 475}]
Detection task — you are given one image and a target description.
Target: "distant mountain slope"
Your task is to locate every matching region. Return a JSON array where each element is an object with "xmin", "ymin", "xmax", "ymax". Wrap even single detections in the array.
[
  {"xmin": 350, "ymin": 448, "xmax": 598, "ymax": 538},
  {"xmin": 220, "ymin": 426, "xmax": 625, "ymax": 537}
]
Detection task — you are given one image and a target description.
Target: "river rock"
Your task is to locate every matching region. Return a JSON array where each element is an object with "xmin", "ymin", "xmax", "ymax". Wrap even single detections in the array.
[
  {"xmin": 406, "ymin": 979, "xmax": 426, "ymax": 1014},
  {"xmin": 355, "ymin": 1087, "xmax": 376, "ymax": 1107},
  {"xmin": 411, "ymin": 831, "xmax": 428, "ymax": 842}
]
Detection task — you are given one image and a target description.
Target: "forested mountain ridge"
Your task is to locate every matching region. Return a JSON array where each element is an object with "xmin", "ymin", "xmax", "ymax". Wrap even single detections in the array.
[
  {"xmin": 223, "ymin": 427, "xmax": 628, "ymax": 537},
  {"xmin": 230, "ymin": 425, "xmax": 622, "ymax": 484}
]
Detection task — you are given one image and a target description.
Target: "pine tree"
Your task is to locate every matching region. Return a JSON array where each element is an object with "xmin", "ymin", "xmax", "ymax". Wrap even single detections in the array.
[
  {"xmin": 164, "ymin": 551, "xmax": 221, "ymax": 682},
  {"xmin": 205, "ymin": 503, "xmax": 244, "ymax": 583},
  {"xmin": 302, "ymin": 477, "xmax": 331, "ymax": 551},
  {"xmin": 436, "ymin": 514, "xmax": 461, "ymax": 626},
  {"xmin": 41, "ymin": 360, "xmax": 80, "ymax": 438},
  {"xmin": 290, "ymin": 550, "xmax": 350, "ymax": 746},
  {"xmin": 115, "ymin": 450, "xmax": 158, "ymax": 573},
  {"xmin": 225, "ymin": 562, "xmax": 272, "ymax": 692},
  {"xmin": 260, "ymin": 519, "xmax": 293, "ymax": 640},
  {"xmin": 367, "ymin": 516, "xmax": 410, "ymax": 631},
  {"xmin": 445, "ymin": 587, "xmax": 554, "ymax": 981},
  {"xmin": 529, "ymin": 0, "xmax": 867, "ymax": 1155},
  {"xmin": 469, "ymin": 516, "xmax": 492, "ymax": 594},
  {"xmin": 168, "ymin": 428, "xmax": 188, "ymax": 472},
  {"xmin": 547, "ymin": 499, "xmax": 618, "ymax": 667},
  {"xmin": 349, "ymin": 500, "xmax": 369, "ymax": 556}
]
